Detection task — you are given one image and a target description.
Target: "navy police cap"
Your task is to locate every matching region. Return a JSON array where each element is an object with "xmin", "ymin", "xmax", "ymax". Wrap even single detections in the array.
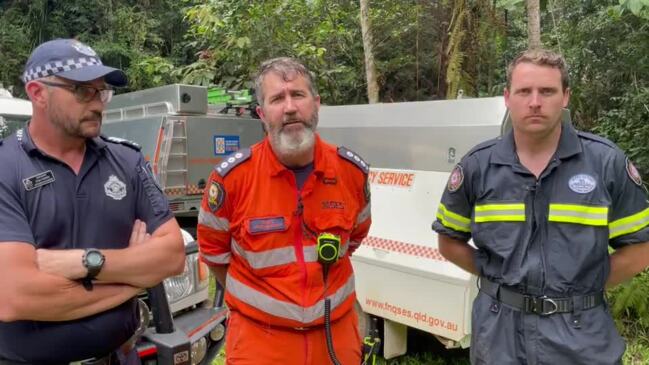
[{"xmin": 21, "ymin": 39, "xmax": 127, "ymax": 87}]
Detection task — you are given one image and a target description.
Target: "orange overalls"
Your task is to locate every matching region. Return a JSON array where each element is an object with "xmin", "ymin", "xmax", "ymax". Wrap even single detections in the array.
[{"xmin": 198, "ymin": 135, "xmax": 371, "ymax": 365}]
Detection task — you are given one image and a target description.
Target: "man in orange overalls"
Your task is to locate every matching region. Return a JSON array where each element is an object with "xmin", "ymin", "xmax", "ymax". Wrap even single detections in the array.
[{"xmin": 198, "ymin": 57, "xmax": 372, "ymax": 365}]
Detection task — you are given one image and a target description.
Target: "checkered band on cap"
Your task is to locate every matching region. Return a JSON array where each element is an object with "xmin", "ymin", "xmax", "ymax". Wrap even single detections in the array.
[{"xmin": 21, "ymin": 57, "xmax": 102, "ymax": 83}]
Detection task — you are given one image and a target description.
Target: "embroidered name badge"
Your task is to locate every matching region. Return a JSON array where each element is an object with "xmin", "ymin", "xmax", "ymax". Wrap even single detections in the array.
[
  {"xmin": 104, "ymin": 175, "xmax": 127, "ymax": 200},
  {"xmin": 568, "ymin": 174, "xmax": 597, "ymax": 194},
  {"xmin": 248, "ymin": 217, "xmax": 286, "ymax": 234},
  {"xmin": 23, "ymin": 170, "xmax": 55, "ymax": 191}
]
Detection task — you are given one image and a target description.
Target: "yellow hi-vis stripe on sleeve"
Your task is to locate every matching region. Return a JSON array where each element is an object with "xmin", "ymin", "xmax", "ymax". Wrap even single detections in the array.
[
  {"xmin": 609, "ymin": 207, "xmax": 649, "ymax": 239},
  {"xmin": 474, "ymin": 203, "xmax": 525, "ymax": 222},
  {"xmin": 437, "ymin": 204, "xmax": 471, "ymax": 232},
  {"xmin": 548, "ymin": 204, "xmax": 609, "ymax": 226}
]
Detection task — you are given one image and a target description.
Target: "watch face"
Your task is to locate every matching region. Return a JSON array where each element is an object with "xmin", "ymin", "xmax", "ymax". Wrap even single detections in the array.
[{"xmin": 87, "ymin": 251, "xmax": 104, "ymax": 266}]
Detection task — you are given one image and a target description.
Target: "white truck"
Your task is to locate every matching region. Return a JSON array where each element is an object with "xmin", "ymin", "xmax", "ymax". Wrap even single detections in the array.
[{"xmin": 318, "ymin": 98, "xmax": 508, "ymax": 359}]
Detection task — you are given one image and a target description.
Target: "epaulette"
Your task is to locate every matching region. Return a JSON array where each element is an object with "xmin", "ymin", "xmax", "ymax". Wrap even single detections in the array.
[
  {"xmin": 215, "ymin": 148, "xmax": 252, "ymax": 177},
  {"xmin": 577, "ymin": 131, "xmax": 618, "ymax": 150},
  {"xmin": 337, "ymin": 146, "xmax": 369, "ymax": 174},
  {"xmin": 101, "ymin": 135, "xmax": 141, "ymax": 151},
  {"xmin": 465, "ymin": 137, "xmax": 500, "ymax": 157}
]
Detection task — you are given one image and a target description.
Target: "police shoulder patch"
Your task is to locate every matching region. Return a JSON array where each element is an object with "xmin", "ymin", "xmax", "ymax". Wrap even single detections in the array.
[
  {"xmin": 207, "ymin": 181, "xmax": 225, "ymax": 212},
  {"xmin": 101, "ymin": 135, "xmax": 142, "ymax": 151},
  {"xmin": 447, "ymin": 164, "xmax": 464, "ymax": 192},
  {"xmin": 215, "ymin": 148, "xmax": 252, "ymax": 177},
  {"xmin": 337, "ymin": 146, "xmax": 369, "ymax": 175},
  {"xmin": 626, "ymin": 158, "xmax": 643, "ymax": 186}
]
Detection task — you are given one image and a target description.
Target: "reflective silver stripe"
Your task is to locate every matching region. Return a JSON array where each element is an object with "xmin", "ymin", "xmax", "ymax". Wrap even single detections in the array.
[
  {"xmin": 474, "ymin": 203, "xmax": 525, "ymax": 222},
  {"xmin": 303, "ymin": 245, "xmax": 318, "ymax": 263},
  {"xmin": 548, "ymin": 204, "xmax": 608, "ymax": 226},
  {"xmin": 339, "ymin": 241, "xmax": 350, "ymax": 257},
  {"xmin": 198, "ymin": 208, "xmax": 230, "ymax": 231},
  {"xmin": 356, "ymin": 203, "xmax": 371, "ymax": 225},
  {"xmin": 349, "ymin": 240, "xmax": 361, "ymax": 248},
  {"xmin": 609, "ymin": 207, "xmax": 649, "ymax": 239},
  {"xmin": 201, "ymin": 252, "xmax": 231, "ymax": 264},
  {"xmin": 226, "ymin": 274, "xmax": 355, "ymax": 323},
  {"xmin": 436, "ymin": 204, "xmax": 471, "ymax": 232},
  {"xmin": 230, "ymin": 241, "xmax": 335, "ymax": 269},
  {"xmin": 232, "ymin": 239, "xmax": 296, "ymax": 269}
]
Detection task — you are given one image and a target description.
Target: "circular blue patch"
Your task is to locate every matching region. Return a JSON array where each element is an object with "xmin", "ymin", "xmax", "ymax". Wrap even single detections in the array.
[{"xmin": 568, "ymin": 174, "xmax": 596, "ymax": 194}]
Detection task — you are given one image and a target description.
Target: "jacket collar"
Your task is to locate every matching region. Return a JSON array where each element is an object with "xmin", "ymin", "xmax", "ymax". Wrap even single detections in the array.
[{"xmin": 491, "ymin": 121, "xmax": 582, "ymax": 166}]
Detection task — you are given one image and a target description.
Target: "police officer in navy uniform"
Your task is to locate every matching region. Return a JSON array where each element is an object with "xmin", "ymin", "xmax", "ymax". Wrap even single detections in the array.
[
  {"xmin": 0, "ymin": 39, "xmax": 185, "ymax": 364},
  {"xmin": 433, "ymin": 48, "xmax": 649, "ymax": 364}
]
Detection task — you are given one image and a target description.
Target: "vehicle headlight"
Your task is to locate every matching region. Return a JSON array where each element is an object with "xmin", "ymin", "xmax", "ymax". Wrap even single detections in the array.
[
  {"xmin": 164, "ymin": 259, "xmax": 193, "ymax": 303},
  {"xmin": 191, "ymin": 337, "xmax": 207, "ymax": 365}
]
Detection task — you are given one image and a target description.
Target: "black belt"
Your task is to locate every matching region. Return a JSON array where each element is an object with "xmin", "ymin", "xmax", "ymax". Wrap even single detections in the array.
[{"xmin": 479, "ymin": 277, "xmax": 604, "ymax": 316}]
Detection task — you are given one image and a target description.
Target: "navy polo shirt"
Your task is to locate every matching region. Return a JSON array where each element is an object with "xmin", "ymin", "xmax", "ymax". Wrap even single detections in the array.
[{"xmin": 0, "ymin": 126, "xmax": 173, "ymax": 363}]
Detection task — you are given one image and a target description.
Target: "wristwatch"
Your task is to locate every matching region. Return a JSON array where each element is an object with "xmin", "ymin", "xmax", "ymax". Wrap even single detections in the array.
[{"xmin": 82, "ymin": 248, "xmax": 105, "ymax": 291}]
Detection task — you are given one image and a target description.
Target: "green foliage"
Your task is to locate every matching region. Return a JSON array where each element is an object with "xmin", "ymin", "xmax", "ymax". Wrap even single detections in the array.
[
  {"xmin": 545, "ymin": 1, "xmax": 649, "ymax": 179},
  {"xmin": 609, "ymin": 270, "xmax": 649, "ymax": 328},
  {"xmin": 594, "ymin": 87, "xmax": 649, "ymax": 177},
  {"xmin": 617, "ymin": 0, "xmax": 649, "ymax": 19},
  {"xmin": 180, "ymin": 0, "xmax": 365, "ymax": 104},
  {"xmin": 608, "ymin": 265, "xmax": 649, "ymax": 365},
  {"xmin": 445, "ymin": 0, "xmax": 507, "ymax": 99},
  {"xmin": 0, "ymin": 0, "xmax": 189, "ymax": 94}
]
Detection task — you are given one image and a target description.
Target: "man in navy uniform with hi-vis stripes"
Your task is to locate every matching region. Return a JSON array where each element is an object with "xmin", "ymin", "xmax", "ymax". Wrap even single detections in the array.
[
  {"xmin": 0, "ymin": 39, "xmax": 185, "ymax": 364},
  {"xmin": 433, "ymin": 49, "xmax": 649, "ymax": 365}
]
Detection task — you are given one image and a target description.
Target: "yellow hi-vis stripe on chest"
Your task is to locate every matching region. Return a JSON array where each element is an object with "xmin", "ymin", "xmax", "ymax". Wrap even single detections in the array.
[
  {"xmin": 474, "ymin": 203, "xmax": 525, "ymax": 222},
  {"xmin": 548, "ymin": 204, "xmax": 608, "ymax": 226},
  {"xmin": 609, "ymin": 207, "xmax": 649, "ymax": 239},
  {"xmin": 437, "ymin": 204, "xmax": 471, "ymax": 232}
]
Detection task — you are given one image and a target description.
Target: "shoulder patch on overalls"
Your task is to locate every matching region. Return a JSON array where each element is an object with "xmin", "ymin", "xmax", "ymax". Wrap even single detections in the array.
[
  {"xmin": 100, "ymin": 135, "xmax": 142, "ymax": 151},
  {"xmin": 215, "ymin": 148, "xmax": 252, "ymax": 177},
  {"xmin": 337, "ymin": 146, "xmax": 369, "ymax": 175},
  {"xmin": 626, "ymin": 157, "xmax": 643, "ymax": 186}
]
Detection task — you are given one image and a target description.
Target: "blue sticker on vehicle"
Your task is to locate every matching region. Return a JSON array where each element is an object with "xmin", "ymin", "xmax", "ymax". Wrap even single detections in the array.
[
  {"xmin": 214, "ymin": 135, "xmax": 240, "ymax": 156},
  {"xmin": 248, "ymin": 217, "xmax": 286, "ymax": 234}
]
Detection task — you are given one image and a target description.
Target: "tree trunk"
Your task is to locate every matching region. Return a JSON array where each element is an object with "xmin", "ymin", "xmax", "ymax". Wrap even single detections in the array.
[
  {"xmin": 527, "ymin": 0, "xmax": 541, "ymax": 49},
  {"xmin": 359, "ymin": 0, "xmax": 379, "ymax": 103}
]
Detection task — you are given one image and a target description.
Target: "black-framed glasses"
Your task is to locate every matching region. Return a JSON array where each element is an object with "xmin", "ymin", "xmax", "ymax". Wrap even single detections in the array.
[{"xmin": 39, "ymin": 80, "xmax": 115, "ymax": 103}]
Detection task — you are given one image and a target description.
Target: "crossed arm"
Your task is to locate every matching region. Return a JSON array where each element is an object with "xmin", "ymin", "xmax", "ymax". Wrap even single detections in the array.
[
  {"xmin": 36, "ymin": 219, "xmax": 185, "ymax": 289},
  {"xmin": 0, "ymin": 243, "xmax": 139, "ymax": 322},
  {"xmin": 1, "ymin": 219, "xmax": 184, "ymax": 323}
]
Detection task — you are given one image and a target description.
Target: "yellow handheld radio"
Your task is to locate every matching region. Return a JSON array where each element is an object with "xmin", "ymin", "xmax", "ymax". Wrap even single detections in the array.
[{"xmin": 317, "ymin": 232, "xmax": 341, "ymax": 266}]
